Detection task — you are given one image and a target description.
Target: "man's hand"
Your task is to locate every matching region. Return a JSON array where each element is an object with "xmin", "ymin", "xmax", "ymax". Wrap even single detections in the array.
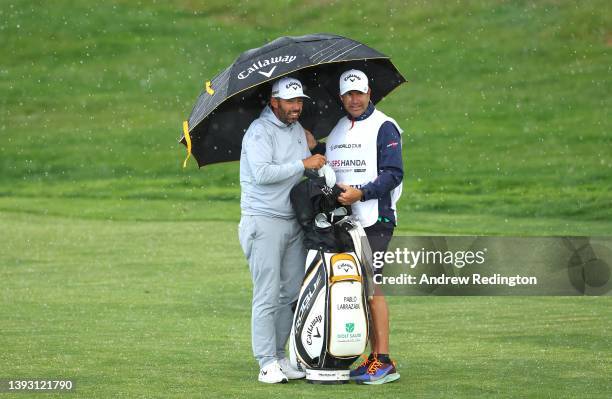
[
  {"xmin": 303, "ymin": 154, "xmax": 326, "ymax": 170},
  {"xmin": 304, "ymin": 129, "xmax": 318, "ymax": 150},
  {"xmin": 337, "ymin": 183, "xmax": 363, "ymax": 205}
]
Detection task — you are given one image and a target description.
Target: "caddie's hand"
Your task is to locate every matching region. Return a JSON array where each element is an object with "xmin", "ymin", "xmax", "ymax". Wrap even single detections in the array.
[
  {"xmin": 337, "ymin": 183, "xmax": 363, "ymax": 205},
  {"xmin": 304, "ymin": 129, "xmax": 318, "ymax": 150},
  {"xmin": 302, "ymin": 154, "xmax": 326, "ymax": 170}
]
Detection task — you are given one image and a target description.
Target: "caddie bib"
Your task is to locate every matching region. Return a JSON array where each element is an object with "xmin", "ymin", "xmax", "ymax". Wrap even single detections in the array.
[{"xmin": 326, "ymin": 109, "xmax": 403, "ymax": 227}]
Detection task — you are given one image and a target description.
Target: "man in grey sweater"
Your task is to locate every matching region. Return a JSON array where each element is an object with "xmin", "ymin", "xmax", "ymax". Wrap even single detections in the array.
[{"xmin": 238, "ymin": 77, "xmax": 325, "ymax": 383}]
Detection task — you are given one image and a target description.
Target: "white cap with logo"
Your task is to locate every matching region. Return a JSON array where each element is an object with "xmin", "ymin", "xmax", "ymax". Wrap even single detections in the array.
[
  {"xmin": 271, "ymin": 77, "xmax": 310, "ymax": 99},
  {"xmin": 339, "ymin": 69, "xmax": 369, "ymax": 95}
]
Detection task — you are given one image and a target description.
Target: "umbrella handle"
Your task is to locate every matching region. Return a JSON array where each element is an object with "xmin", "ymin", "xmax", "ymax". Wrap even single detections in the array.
[{"xmin": 182, "ymin": 120, "xmax": 192, "ymax": 168}]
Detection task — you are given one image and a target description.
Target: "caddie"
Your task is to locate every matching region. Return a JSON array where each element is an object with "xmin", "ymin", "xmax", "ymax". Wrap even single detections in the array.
[{"xmin": 323, "ymin": 69, "xmax": 404, "ymax": 384}]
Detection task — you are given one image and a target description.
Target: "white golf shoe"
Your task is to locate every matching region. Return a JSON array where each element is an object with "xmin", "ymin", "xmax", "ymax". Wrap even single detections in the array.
[
  {"xmin": 258, "ymin": 360, "xmax": 288, "ymax": 384},
  {"xmin": 278, "ymin": 357, "xmax": 306, "ymax": 379}
]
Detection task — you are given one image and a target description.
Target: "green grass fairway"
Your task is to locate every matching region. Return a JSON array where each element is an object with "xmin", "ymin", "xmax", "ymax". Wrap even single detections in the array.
[
  {"xmin": 2, "ymin": 212, "xmax": 611, "ymax": 398},
  {"xmin": 1, "ymin": 0, "xmax": 611, "ymax": 397}
]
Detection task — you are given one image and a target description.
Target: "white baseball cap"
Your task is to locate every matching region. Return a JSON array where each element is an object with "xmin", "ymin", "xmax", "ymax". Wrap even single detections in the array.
[
  {"xmin": 271, "ymin": 77, "xmax": 310, "ymax": 99},
  {"xmin": 339, "ymin": 69, "xmax": 369, "ymax": 95}
]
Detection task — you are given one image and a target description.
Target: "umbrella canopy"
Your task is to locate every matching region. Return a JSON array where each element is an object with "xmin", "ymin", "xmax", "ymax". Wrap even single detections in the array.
[{"xmin": 181, "ymin": 33, "xmax": 405, "ymax": 167}]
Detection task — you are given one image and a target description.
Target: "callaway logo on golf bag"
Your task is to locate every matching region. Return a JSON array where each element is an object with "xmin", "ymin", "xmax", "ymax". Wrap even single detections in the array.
[
  {"xmin": 305, "ymin": 315, "xmax": 323, "ymax": 345},
  {"xmin": 336, "ymin": 260, "xmax": 354, "ymax": 273}
]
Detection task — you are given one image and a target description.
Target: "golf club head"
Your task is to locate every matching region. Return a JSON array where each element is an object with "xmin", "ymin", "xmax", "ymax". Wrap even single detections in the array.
[
  {"xmin": 330, "ymin": 206, "xmax": 348, "ymax": 223},
  {"xmin": 317, "ymin": 164, "xmax": 337, "ymax": 188},
  {"xmin": 314, "ymin": 213, "xmax": 332, "ymax": 229}
]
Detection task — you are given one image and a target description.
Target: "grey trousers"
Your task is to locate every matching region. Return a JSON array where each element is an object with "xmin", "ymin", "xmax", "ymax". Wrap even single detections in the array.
[{"xmin": 238, "ymin": 215, "xmax": 305, "ymax": 368}]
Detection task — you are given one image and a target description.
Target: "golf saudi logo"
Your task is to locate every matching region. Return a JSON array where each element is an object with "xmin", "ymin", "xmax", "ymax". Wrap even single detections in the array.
[
  {"xmin": 336, "ymin": 321, "xmax": 361, "ymax": 342},
  {"xmin": 237, "ymin": 55, "xmax": 297, "ymax": 79}
]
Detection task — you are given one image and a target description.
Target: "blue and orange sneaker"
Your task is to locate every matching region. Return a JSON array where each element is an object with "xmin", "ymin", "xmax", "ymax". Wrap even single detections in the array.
[
  {"xmin": 350, "ymin": 353, "xmax": 375, "ymax": 380},
  {"xmin": 354, "ymin": 355, "xmax": 400, "ymax": 385}
]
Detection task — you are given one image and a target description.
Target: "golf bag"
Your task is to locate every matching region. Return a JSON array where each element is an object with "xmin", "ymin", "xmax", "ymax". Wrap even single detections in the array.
[{"xmin": 289, "ymin": 171, "xmax": 373, "ymax": 383}]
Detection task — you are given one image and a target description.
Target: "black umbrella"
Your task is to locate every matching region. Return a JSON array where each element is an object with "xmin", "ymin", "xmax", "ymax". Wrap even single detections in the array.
[{"xmin": 180, "ymin": 33, "xmax": 405, "ymax": 167}]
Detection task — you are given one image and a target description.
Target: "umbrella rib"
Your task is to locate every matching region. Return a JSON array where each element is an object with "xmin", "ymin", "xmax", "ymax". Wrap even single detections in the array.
[
  {"xmin": 317, "ymin": 43, "xmax": 362, "ymax": 63},
  {"xmin": 311, "ymin": 40, "xmax": 352, "ymax": 64},
  {"xmin": 309, "ymin": 39, "xmax": 350, "ymax": 62},
  {"xmin": 190, "ymin": 93, "xmax": 216, "ymax": 128},
  {"xmin": 213, "ymin": 67, "xmax": 231, "ymax": 88},
  {"xmin": 191, "ymin": 95, "xmax": 217, "ymax": 129}
]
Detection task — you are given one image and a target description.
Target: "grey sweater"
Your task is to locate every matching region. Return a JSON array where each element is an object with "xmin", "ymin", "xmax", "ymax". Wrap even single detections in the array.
[{"xmin": 240, "ymin": 105, "xmax": 310, "ymax": 219}]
